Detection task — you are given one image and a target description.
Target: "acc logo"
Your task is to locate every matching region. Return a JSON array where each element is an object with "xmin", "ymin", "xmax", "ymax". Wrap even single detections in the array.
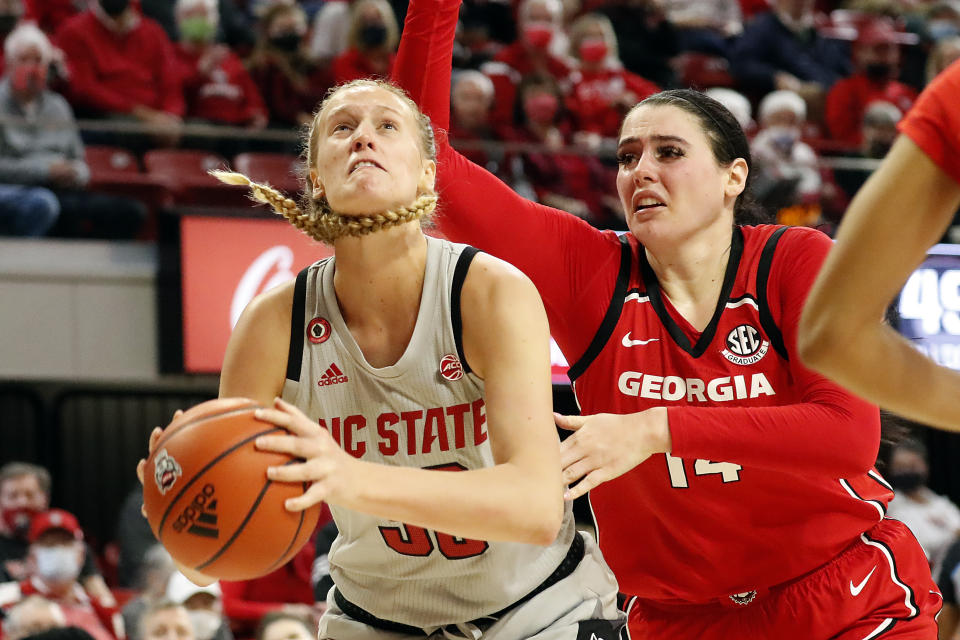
[
  {"xmin": 153, "ymin": 449, "xmax": 182, "ymax": 495},
  {"xmin": 721, "ymin": 324, "xmax": 769, "ymax": 365},
  {"xmin": 439, "ymin": 354, "xmax": 463, "ymax": 381},
  {"xmin": 307, "ymin": 317, "xmax": 332, "ymax": 344}
]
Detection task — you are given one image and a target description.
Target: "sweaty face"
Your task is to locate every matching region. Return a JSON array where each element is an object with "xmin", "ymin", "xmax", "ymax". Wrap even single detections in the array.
[
  {"xmin": 616, "ymin": 104, "xmax": 745, "ymax": 245},
  {"xmin": 311, "ymin": 85, "xmax": 435, "ymax": 216}
]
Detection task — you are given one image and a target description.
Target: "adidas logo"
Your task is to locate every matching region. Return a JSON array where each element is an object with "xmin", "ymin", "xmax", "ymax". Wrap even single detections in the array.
[
  {"xmin": 173, "ymin": 483, "xmax": 219, "ymax": 538},
  {"xmin": 318, "ymin": 362, "xmax": 349, "ymax": 386}
]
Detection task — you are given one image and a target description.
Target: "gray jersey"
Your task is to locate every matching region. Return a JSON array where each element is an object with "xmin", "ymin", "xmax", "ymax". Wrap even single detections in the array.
[{"xmin": 281, "ymin": 236, "xmax": 577, "ymax": 629}]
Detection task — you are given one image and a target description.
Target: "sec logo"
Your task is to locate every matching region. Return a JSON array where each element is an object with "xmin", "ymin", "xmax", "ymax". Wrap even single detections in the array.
[
  {"xmin": 307, "ymin": 317, "xmax": 331, "ymax": 344},
  {"xmin": 439, "ymin": 354, "xmax": 464, "ymax": 381},
  {"xmin": 721, "ymin": 324, "xmax": 769, "ymax": 365}
]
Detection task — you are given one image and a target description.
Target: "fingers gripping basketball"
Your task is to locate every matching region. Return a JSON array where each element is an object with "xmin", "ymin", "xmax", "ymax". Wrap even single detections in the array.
[{"xmin": 142, "ymin": 398, "xmax": 321, "ymax": 580}]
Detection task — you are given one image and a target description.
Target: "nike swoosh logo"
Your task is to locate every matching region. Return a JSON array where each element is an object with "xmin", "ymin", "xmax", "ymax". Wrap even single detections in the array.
[
  {"xmin": 622, "ymin": 332, "xmax": 659, "ymax": 347},
  {"xmin": 850, "ymin": 565, "xmax": 877, "ymax": 596}
]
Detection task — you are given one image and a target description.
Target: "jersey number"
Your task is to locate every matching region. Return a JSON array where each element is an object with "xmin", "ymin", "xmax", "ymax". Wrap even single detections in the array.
[
  {"xmin": 665, "ymin": 453, "xmax": 742, "ymax": 488},
  {"xmin": 377, "ymin": 463, "xmax": 490, "ymax": 559}
]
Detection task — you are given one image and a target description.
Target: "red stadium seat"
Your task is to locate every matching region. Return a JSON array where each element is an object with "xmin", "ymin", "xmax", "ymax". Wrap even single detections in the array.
[
  {"xmin": 672, "ymin": 53, "xmax": 735, "ymax": 90},
  {"xmin": 84, "ymin": 146, "xmax": 174, "ymax": 224},
  {"xmin": 85, "ymin": 145, "xmax": 140, "ymax": 175},
  {"xmin": 233, "ymin": 152, "xmax": 303, "ymax": 196},
  {"xmin": 143, "ymin": 149, "xmax": 251, "ymax": 208}
]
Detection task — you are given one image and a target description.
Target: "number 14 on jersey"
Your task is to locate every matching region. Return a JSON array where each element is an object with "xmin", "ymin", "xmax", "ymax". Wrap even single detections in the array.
[{"xmin": 665, "ymin": 453, "xmax": 742, "ymax": 488}]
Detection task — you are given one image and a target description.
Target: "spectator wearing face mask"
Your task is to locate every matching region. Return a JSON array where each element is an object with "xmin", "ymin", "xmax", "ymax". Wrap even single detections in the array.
[
  {"xmin": 750, "ymin": 89, "xmax": 823, "ymax": 226},
  {"xmin": 825, "ymin": 19, "xmax": 918, "ymax": 149},
  {"xmin": 566, "ymin": 13, "xmax": 658, "ymax": 143},
  {"xmin": 504, "ymin": 74, "xmax": 619, "ymax": 228},
  {"xmin": 0, "ymin": 23, "xmax": 148, "ymax": 239},
  {"xmin": 832, "ymin": 101, "xmax": 903, "ymax": 203},
  {"xmin": 329, "ymin": 0, "xmax": 398, "ymax": 85},
  {"xmin": 245, "ymin": 3, "xmax": 331, "ymax": 127},
  {"xmin": 886, "ymin": 437, "xmax": 960, "ymax": 564},
  {"xmin": 482, "ymin": 0, "xmax": 573, "ymax": 125},
  {"xmin": 121, "ymin": 546, "xmax": 175, "ymax": 640},
  {"xmin": 164, "ymin": 573, "xmax": 231, "ymax": 640},
  {"xmin": 53, "ymin": 0, "xmax": 184, "ymax": 148},
  {"xmin": 0, "ymin": 464, "xmax": 111, "ymax": 610},
  {"xmin": 16, "ymin": 510, "xmax": 122, "ymax": 640}
]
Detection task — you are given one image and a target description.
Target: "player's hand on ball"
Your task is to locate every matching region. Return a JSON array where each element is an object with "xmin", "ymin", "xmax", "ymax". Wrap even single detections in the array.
[
  {"xmin": 254, "ymin": 397, "xmax": 355, "ymax": 512},
  {"xmin": 136, "ymin": 409, "xmax": 184, "ymax": 516},
  {"xmin": 557, "ymin": 407, "xmax": 671, "ymax": 500}
]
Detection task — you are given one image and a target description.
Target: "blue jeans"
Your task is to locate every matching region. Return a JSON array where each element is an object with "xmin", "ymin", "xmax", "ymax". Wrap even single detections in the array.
[{"xmin": 0, "ymin": 184, "xmax": 60, "ymax": 236}]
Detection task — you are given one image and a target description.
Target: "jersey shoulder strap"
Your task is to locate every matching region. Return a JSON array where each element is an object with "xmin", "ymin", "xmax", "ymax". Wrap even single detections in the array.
[{"xmin": 756, "ymin": 226, "xmax": 790, "ymax": 362}]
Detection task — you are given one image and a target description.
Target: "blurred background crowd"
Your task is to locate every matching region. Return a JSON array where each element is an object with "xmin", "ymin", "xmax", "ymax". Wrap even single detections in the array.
[{"xmin": 0, "ymin": 0, "xmax": 958, "ymax": 239}]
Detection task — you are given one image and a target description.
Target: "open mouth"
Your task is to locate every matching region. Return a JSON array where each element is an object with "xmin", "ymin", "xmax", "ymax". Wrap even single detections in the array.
[
  {"xmin": 634, "ymin": 197, "xmax": 665, "ymax": 212},
  {"xmin": 349, "ymin": 159, "xmax": 384, "ymax": 174}
]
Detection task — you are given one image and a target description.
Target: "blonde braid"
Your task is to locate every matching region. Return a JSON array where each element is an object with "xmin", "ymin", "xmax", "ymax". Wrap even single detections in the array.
[{"xmin": 210, "ymin": 170, "xmax": 437, "ymax": 245}]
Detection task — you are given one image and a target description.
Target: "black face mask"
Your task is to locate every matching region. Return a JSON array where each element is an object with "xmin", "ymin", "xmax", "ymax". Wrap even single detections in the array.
[
  {"xmin": 360, "ymin": 24, "xmax": 388, "ymax": 48},
  {"xmin": 270, "ymin": 33, "xmax": 302, "ymax": 53},
  {"xmin": 864, "ymin": 62, "xmax": 893, "ymax": 82},
  {"xmin": 889, "ymin": 471, "xmax": 926, "ymax": 493},
  {"xmin": 100, "ymin": 0, "xmax": 130, "ymax": 17}
]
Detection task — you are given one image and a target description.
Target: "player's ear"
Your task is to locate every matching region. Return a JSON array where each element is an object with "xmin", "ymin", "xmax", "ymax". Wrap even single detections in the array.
[{"xmin": 310, "ymin": 169, "xmax": 325, "ymax": 200}]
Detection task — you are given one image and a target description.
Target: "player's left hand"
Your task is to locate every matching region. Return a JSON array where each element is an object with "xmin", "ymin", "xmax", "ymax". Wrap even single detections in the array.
[
  {"xmin": 557, "ymin": 407, "xmax": 671, "ymax": 500},
  {"xmin": 254, "ymin": 397, "xmax": 357, "ymax": 512}
]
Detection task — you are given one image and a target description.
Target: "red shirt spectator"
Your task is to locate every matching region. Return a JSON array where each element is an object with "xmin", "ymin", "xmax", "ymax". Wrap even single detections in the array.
[
  {"xmin": 485, "ymin": 39, "xmax": 572, "ymax": 125},
  {"xmin": 825, "ymin": 19, "xmax": 918, "ymax": 147},
  {"xmin": 23, "ymin": 0, "xmax": 80, "ymax": 35},
  {"xmin": 219, "ymin": 539, "xmax": 316, "ymax": 635},
  {"xmin": 174, "ymin": 44, "xmax": 267, "ymax": 126},
  {"xmin": 331, "ymin": 47, "xmax": 396, "ymax": 85},
  {"xmin": 568, "ymin": 67, "xmax": 658, "ymax": 138},
  {"xmin": 54, "ymin": 6, "xmax": 184, "ymax": 117}
]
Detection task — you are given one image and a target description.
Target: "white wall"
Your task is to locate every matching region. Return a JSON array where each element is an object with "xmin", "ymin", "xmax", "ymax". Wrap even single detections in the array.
[{"xmin": 0, "ymin": 238, "xmax": 158, "ymax": 380}]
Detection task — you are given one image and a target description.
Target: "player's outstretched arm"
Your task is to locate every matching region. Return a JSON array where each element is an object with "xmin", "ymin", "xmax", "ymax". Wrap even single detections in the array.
[
  {"xmin": 254, "ymin": 255, "xmax": 564, "ymax": 546},
  {"xmin": 799, "ymin": 135, "xmax": 960, "ymax": 431}
]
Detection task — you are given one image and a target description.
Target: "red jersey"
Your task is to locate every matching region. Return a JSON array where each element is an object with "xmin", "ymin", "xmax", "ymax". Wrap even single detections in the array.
[
  {"xmin": 173, "ymin": 44, "xmax": 267, "ymax": 125},
  {"xmin": 393, "ymin": 0, "xmax": 890, "ymax": 605},
  {"xmin": 824, "ymin": 73, "xmax": 917, "ymax": 146},
  {"xmin": 899, "ymin": 58, "xmax": 960, "ymax": 185}
]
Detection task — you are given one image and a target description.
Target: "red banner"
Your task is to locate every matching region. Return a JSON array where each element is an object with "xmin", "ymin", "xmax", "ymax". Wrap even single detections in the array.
[{"xmin": 179, "ymin": 216, "xmax": 569, "ymax": 383}]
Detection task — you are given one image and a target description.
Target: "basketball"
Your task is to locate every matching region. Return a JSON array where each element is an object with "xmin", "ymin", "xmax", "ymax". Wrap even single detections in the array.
[{"xmin": 142, "ymin": 397, "xmax": 320, "ymax": 581}]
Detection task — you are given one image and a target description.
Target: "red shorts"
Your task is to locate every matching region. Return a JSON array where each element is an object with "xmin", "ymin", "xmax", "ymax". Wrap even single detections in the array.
[{"xmin": 623, "ymin": 518, "xmax": 941, "ymax": 640}]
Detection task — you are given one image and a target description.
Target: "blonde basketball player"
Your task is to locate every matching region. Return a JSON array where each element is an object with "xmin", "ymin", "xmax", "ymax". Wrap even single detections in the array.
[{"xmin": 208, "ymin": 79, "xmax": 622, "ymax": 640}]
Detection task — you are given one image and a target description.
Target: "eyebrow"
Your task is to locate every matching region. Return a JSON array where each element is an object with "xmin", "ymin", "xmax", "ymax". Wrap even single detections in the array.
[
  {"xmin": 617, "ymin": 134, "xmax": 689, "ymax": 149},
  {"xmin": 326, "ymin": 104, "xmax": 406, "ymax": 120}
]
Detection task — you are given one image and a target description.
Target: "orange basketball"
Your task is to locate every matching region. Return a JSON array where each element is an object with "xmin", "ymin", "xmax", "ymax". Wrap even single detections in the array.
[{"xmin": 142, "ymin": 398, "xmax": 320, "ymax": 581}]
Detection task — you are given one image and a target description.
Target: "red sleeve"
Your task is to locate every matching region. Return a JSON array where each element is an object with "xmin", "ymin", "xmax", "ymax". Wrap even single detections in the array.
[
  {"xmin": 56, "ymin": 20, "xmax": 136, "ymax": 113},
  {"xmin": 668, "ymin": 228, "xmax": 881, "ymax": 478},
  {"xmin": 899, "ymin": 58, "xmax": 960, "ymax": 185},
  {"xmin": 392, "ymin": 0, "xmax": 619, "ymax": 362},
  {"xmin": 219, "ymin": 580, "xmax": 283, "ymax": 623}
]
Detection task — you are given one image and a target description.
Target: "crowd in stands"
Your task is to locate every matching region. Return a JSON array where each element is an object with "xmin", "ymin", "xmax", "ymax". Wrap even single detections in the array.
[{"xmin": 0, "ymin": 0, "xmax": 955, "ymax": 239}]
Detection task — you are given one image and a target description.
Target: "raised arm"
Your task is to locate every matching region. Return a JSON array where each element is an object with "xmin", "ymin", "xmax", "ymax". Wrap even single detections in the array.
[
  {"xmin": 392, "ymin": 0, "xmax": 619, "ymax": 362},
  {"xmin": 256, "ymin": 255, "xmax": 564, "ymax": 545},
  {"xmin": 799, "ymin": 61, "xmax": 960, "ymax": 432}
]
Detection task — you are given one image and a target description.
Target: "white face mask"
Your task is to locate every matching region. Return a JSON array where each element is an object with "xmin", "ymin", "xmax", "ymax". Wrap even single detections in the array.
[
  {"xmin": 33, "ymin": 545, "xmax": 80, "ymax": 583},
  {"xmin": 188, "ymin": 610, "xmax": 222, "ymax": 640}
]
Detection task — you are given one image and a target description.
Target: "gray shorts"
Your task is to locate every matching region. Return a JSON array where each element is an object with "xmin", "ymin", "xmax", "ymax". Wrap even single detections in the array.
[{"xmin": 318, "ymin": 532, "xmax": 625, "ymax": 640}]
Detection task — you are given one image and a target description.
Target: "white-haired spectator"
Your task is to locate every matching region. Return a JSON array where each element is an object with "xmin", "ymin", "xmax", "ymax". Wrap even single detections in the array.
[
  {"xmin": 140, "ymin": 600, "xmax": 193, "ymax": 640},
  {"xmin": 0, "ymin": 22, "xmax": 147, "ymax": 238},
  {"xmin": 3, "ymin": 595, "xmax": 66, "ymax": 640},
  {"xmin": 122, "ymin": 546, "xmax": 176, "ymax": 640},
  {"xmin": 833, "ymin": 100, "xmax": 905, "ymax": 202},
  {"xmin": 705, "ymin": 87, "xmax": 754, "ymax": 135},
  {"xmin": 750, "ymin": 89, "xmax": 823, "ymax": 224},
  {"xmin": 449, "ymin": 70, "xmax": 503, "ymax": 175}
]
